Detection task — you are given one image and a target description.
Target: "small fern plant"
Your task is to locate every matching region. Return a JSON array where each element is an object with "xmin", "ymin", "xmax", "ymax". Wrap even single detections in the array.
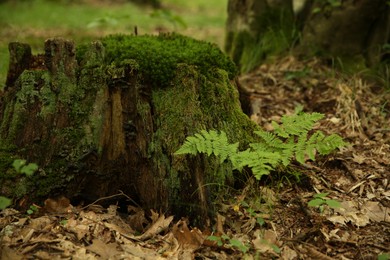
[{"xmin": 175, "ymin": 112, "xmax": 346, "ymax": 179}]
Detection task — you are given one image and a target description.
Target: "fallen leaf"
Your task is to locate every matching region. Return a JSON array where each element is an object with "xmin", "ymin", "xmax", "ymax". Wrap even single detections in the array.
[
  {"xmin": 1, "ymin": 246, "xmax": 23, "ymax": 260},
  {"xmin": 172, "ymin": 220, "xmax": 204, "ymax": 250},
  {"xmin": 281, "ymin": 245, "xmax": 298, "ymax": 260},
  {"xmin": 86, "ymin": 239, "xmax": 122, "ymax": 259},
  {"xmin": 136, "ymin": 213, "xmax": 173, "ymax": 241}
]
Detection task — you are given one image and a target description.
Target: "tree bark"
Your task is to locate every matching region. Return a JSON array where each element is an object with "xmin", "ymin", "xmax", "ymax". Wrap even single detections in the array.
[
  {"xmin": 300, "ymin": 0, "xmax": 390, "ymax": 67},
  {"xmin": 0, "ymin": 37, "xmax": 258, "ymax": 224},
  {"xmin": 226, "ymin": 0, "xmax": 390, "ymax": 72}
]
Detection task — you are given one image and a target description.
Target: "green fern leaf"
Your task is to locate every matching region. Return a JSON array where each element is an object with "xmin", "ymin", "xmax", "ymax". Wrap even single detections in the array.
[
  {"xmin": 200, "ymin": 130, "xmax": 214, "ymax": 156},
  {"xmin": 305, "ymin": 131, "xmax": 323, "ymax": 160},
  {"xmin": 295, "ymin": 131, "xmax": 308, "ymax": 164},
  {"xmin": 277, "ymin": 112, "xmax": 324, "ymax": 137},
  {"xmin": 251, "ymin": 164, "xmax": 274, "ymax": 179},
  {"xmin": 175, "ymin": 112, "xmax": 346, "ymax": 181},
  {"xmin": 272, "ymin": 121, "xmax": 289, "ymax": 138},
  {"xmin": 230, "ymin": 148, "xmax": 252, "ymax": 171},
  {"xmin": 316, "ymin": 133, "xmax": 346, "ymax": 155},
  {"xmin": 280, "ymin": 137, "xmax": 295, "ymax": 166},
  {"xmin": 175, "ymin": 136, "xmax": 199, "ymax": 155},
  {"xmin": 254, "ymin": 130, "xmax": 287, "ymax": 148},
  {"xmin": 194, "ymin": 132, "xmax": 206, "ymax": 153},
  {"xmin": 175, "ymin": 130, "xmax": 239, "ymax": 163}
]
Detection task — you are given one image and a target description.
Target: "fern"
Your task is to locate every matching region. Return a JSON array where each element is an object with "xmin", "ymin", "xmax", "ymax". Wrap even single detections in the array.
[
  {"xmin": 175, "ymin": 130, "xmax": 239, "ymax": 163},
  {"xmin": 273, "ymin": 112, "xmax": 323, "ymax": 138},
  {"xmin": 175, "ymin": 112, "xmax": 346, "ymax": 180}
]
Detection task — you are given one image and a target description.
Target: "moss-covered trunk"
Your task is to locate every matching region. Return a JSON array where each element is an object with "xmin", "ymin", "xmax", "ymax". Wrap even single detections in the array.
[
  {"xmin": 299, "ymin": 0, "xmax": 390, "ymax": 68},
  {"xmin": 0, "ymin": 35, "xmax": 258, "ymax": 223},
  {"xmin": 226, "ymin": 0, "xmax": 390, "ymax": 72}
]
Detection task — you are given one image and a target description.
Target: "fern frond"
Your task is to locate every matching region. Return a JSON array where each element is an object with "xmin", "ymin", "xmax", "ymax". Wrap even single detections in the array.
[
  {"xmin": 280, "ymin": 137, "xmax": 295, "ymax": 166},
  {"xmin": 175, "ymin": 112, "xmax": 346, "ymax": 181},
  {"xmin": 274, "ymin": 112, "xmax": 324, "ymax": 137},
  {"xmin": 295, "ymin": 131, "xmax": 308, "ymax": 164},
  {"xmin": 316, "ymin": 133, "xmax": 346, "ymax": 155},
  {"xmin": 305, "ymin": 131, "xmax": 323, "ymax": 160},
  {"xmin": 174, "ymin": 130, "xmax": 238, "ymax": 163},
  {"xmin": 254, "ymin": 130, "xmax": 288, "ymax": 149},
  {"xmin": 229, "ymin": 148, "xmax": 252, "ymax": 171},
  {"xmin": 231, "ymin": 149, "xmax": 281, "ymax": 179},
  {"xmin": 174, "ymin": 135, "xmax": 201, "ymax": 155}
]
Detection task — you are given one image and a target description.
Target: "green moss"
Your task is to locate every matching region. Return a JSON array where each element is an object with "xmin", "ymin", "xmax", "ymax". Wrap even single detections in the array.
[
  {"xmin": 0, "ymin": 151, "xmax": 14, "ymax": 178},
  {"xmin": 93, "ymin": 33, "xmax": 237, "ymax": 87},
  {"xmin": 150, "ymin": 64, "xmax": 259, "ymax": 212}
]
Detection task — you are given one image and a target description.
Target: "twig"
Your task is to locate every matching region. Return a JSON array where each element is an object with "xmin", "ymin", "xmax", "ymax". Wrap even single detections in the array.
[{"xmin": 80, "ymin": 190, "xmax": 140, "ymax": 210}]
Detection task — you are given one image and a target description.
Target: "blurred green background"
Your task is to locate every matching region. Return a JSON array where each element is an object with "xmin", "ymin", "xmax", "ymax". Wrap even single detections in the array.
[{"xmin": 0, "ymin": 0, "xmax": 227, "ymax": 89}]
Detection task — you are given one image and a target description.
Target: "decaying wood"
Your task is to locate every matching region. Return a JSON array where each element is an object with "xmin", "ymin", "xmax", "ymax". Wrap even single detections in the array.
[{"xmin": 0, "ymin": 37, "xmax": 258, "ymax": 224}]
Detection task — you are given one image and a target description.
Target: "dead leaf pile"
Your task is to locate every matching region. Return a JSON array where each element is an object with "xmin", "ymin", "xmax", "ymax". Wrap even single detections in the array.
[{"xmin": 1, "ymin": 55, "xmax": 389, "ymax": 259}]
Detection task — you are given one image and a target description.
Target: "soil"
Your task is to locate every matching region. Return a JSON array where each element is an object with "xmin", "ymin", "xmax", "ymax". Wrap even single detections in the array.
[{"xmin": 1, "ymin": 56, "xmax": 389, "ymax": 259}]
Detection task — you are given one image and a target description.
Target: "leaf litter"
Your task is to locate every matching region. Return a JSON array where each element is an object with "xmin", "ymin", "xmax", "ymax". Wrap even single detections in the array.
[{"xmin": 1, "ymin": 55, "xmax": 390, "ymax": 259}]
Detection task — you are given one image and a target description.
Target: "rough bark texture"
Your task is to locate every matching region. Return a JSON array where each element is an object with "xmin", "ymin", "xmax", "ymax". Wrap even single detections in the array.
[
  {"xmin": 226, "ymin": 0, "xmax": 390, "ymax": 72},
  {"xmin": 0, "ymin": 36, "xmax": 259, "ymax": 224},
  {"xmin": 300, "ymin": 0, "xmax": 390, "ymax": 67}
]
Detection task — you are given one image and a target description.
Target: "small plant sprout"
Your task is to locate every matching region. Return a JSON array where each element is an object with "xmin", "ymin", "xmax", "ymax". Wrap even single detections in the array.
[
  {"xmin": 0, "ymin": 196, "xmax": 12, "ymax": 210},
  {"xmin": 12, "ymin": 159, "xmax": 38, "ymax": 177},
  {"xmin": 27, "ymin": 205, "xmax": 39, "ymax": 215},
  {"xmin": 308, "ymin": 192, "xmax": 341, "ymax": 212},
  {"xmin": 208, "ymin": 234, "xmax": 249, "ymax": 253},
  {"xmin": 0, "ymin": 159, "xmax": 39, "ymax": 210}
]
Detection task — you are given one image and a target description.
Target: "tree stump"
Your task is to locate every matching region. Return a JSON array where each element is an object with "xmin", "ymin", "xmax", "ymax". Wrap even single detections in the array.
[{"xmin": 0, "ymin": 34, "xmax": 258, "ymax": 223}]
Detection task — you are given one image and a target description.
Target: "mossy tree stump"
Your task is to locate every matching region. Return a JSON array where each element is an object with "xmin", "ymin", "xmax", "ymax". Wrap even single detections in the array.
[{"xmin": 0, "ymin": 34, "xmax": 258, "ymax": 223}]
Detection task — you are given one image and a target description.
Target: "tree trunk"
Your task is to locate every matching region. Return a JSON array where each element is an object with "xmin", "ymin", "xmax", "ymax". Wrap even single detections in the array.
[
  {"xmin": 300, "ymin": 0, "xmax": 390, "ymax": 67},
  {"xmin": 0, "ymin": 36, "xmax": 258, "ymax": 224},
  {"xmin": 226, "ymin": 0, "xmax": 390, "ymax": 72},
  {"xmin": 225, "ymin": 0, "xmax": 294, "ymax": 73}
]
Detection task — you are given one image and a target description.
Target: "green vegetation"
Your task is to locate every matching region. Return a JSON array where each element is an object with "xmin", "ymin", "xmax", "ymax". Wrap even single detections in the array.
[
  {"xmin": 12, "ymin": 159, "xmax": 38, "ymax": 177},
  {"xmin": 0, "ymin": 0, "xmax": 227, "ymax": 89},
  {"xmin": 226, "ymin": 5, "xmax": 298, "ymax": 73},
  {"xmin": 175, "ymin": 112, "xmax": 346, "ymax": 180},
  {"xmin": 0, "ymin": 158, "xmax": 38, "ymax": 209},
  {"xmin": 312, "ymin": 0, "xmax": 342, "ymax": 14},
  {"xmin": 308, "ymin": 192, "xmax": 342, "ymax": 212},
  {"xmin": 208, "ymin": 234, "xmax": 249, "ymax": 253},
  {"xmin": 93, "ymin": 33, "xmax": 236, "ymax": 87}
]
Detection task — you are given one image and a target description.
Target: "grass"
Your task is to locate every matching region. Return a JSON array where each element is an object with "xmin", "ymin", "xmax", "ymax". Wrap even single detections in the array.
[{"xmin": 0, "ymin": 0, "xmax": 227, "ymax": 89}]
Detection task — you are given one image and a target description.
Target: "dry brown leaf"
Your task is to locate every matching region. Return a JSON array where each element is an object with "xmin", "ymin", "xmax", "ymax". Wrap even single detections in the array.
[
  {"xmin": 172, "ymin": 220, "xmax": 204, "ymax": 250},
  {"xmin": 216, "ymin": 213, "xmax": 225, "ymax": 235},
  {"xmin": 86, "ymin": 239, "xmax": 122, "ymax": 259},
  {"xmin": 304, "ymin": 245, "xmax": 334, "ymax": 260},
  {"xmin": 0, "ymin": 246, "xmax": 23, "ymax": 260},
  {"xmin": 252, "ymin": 229, "xmax": 279, "ymax": 254},
  {"xmin": 44, "ymin": 196, "xmax": 72, "ymax": 214},
  {"xmin": 121, "ymin": 243, "xmax": 166, "ymax": 259},
  {"xmin": 329, "ymin": 200, "xmax": 389, "ymax": 227},
  {"xmin": 150, "ymin": 209, "xmax": 160, "ymax": 223},
  {"xmin": 65, "ymin": 217, "xmax": 92, "ymax": 240},
  {"xmin": 281, "ymin": 245, "xmax": 298, "ymax": 260},
  {"xmin": 362, "ymin": 201, "xmax": 390, "ymax": 222},
  {"xmin": 127, "ymin": 205, "xmax": 147, "ymax": 232},
  {"xmin": 352, "ymin": 154, "xmax": 366, "ymax": 164},
  {"xmin": 136, "ymin": 213, "xmax": 173, "ymax": 241},
  {"xmin": 73, "ymin": 247, "xmax": 98, "ymax": 260}
]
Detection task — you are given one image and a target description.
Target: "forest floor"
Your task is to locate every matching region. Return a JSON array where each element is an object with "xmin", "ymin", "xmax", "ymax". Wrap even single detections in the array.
[{"xmin": 1, "ymin": 55, "xmax": 389, "ymax": 259}]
